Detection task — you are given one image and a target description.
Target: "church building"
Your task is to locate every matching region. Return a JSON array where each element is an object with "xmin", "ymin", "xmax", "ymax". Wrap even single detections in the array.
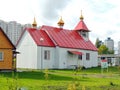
[{"xmin": 16, "ymin": 13, "xmax": 98, "ymax": 69}]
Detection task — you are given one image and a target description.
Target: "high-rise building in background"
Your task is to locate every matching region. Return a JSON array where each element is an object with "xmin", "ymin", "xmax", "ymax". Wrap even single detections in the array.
[
  {"xmin": 7, "ymin": 21, "xmax": 22, "ymax": 45},
  {"xmin": 0, "ymin": 20, "xmax": 32, "ymax": 45},
  {"xmin": 104, "ymin": 37, "xmax": 114, "ymax": 51},
  {"xmin": 0, "ymin": 20, "xmax": 7, "ymax": 33},
  {"xmin": 23, "ymin": 24, "xmax": 32, "ymax": 29},
  {"xmin": 118, "ymin": 41, "xmax": 120, "ymax": 55}
]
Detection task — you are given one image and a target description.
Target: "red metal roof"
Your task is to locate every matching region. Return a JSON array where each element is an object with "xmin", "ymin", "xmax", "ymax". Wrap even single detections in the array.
[
  {"xmin": 27, "ymin": 28, "xmax": 55, "ymax": 47},
  {"xmin": 68, "ymin": 51, "xmax": 83, "ymax": 55},
  {"xmin": 74, "ymin": 20, "xmax": 90, "ymax": 32},
  {"xmin": 22, "ymin": 25, "xmax": 97, "ymax": 51},
  {"xmin": 41, "ymin": 25, "xmax": 98, "ymax": 51}
]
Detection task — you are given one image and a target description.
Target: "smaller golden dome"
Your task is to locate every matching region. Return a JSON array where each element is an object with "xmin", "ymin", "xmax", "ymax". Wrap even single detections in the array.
[
  {"xmin": 57, "ymin": 16, "xmax": 64, "ymax": 26},
  {"xmin": 32, "ymin": 17, "xmax": 37, "ymax": 27},
  {"xmin": 80, "ymin": 10, "xmax": 84, "ymax": 20}
]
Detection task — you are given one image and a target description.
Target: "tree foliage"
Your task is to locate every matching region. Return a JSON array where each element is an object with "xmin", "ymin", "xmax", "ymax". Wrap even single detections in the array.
[
  {"xmin": 98, "ymin": 45, "xmax": 108, "ymax": 54},
  {"xmin": 108, "ymin": 50, "xmax": 114, "ymax": 54},
  {"xmin": 95, "ymin": 38, "xmax": 101, "ymax": 48},
  {"xmin": 98, "ymin": 45, "xmax": 114, "ymax": 54}
]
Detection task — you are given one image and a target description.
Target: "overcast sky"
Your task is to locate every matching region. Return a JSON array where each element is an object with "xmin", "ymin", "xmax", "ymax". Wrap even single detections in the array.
[{"xmin": 0, "ymin": 0, "xmax": 120, "ymax": 49}]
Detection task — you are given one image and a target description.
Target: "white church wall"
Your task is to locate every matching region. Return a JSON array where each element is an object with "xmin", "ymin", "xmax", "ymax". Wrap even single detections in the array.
[
  {"xmin": 37, "ymin": 46, "xmax": 55, "ymax": 69},
  {"xmin": 17, "ymin": 31, "xmax": 38, "ymax": 69}
]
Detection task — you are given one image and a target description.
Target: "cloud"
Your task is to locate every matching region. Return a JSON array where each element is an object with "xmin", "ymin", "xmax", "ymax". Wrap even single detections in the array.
[
  {"xmin": 38, "ymin": 0, "xmax": 72, "ymax": 25},
  {"xmin": 75, "ymin": 0, "xmax": 120, "ymax": 48},
  {"xmin": 0, "ymin": 0, "xmax": 120, "ymax": 48},
  {"xmin": 0, "ymin": 0, "xmax": 34, "ymax": 24},
  {"xmin": 86, "ymin": 0, "xmax": 115, "ymax": 13}
]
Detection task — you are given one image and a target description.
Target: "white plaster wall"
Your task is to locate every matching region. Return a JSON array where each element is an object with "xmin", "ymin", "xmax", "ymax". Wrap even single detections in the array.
[
  {"xmin": 75, "ymin": 50, "xmax": 98, "ymax": 68},
  {"xmin": 58, "ymin": 48, "xmax": 98, "ymax": 69},
  {"xmin": 91, "ymin": 51, "xmax": 98, "ymax": 67},
  {"xmin": 17, "ymin": 31, "xmax": 37, "ymax": 69},
  {"xmin": 37, "ymin": 47, "xmax": 55, "ymax": 69},
  {"xmin": 50, "ymin": 46, "xmax": 59, "ymax": 69},
  {"xmin": 58, "ymin": 48, "xmax": 80, "ymax": 69},
  {"xmin": 57, "ymin": 48, "xmax": 68, "ymax": 69}
]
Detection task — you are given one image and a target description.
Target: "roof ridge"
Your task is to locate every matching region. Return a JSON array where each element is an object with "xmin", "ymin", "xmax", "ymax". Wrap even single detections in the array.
[{"xmin": 44, "ymin": 30, "xmax": 58, "ymax": 46}]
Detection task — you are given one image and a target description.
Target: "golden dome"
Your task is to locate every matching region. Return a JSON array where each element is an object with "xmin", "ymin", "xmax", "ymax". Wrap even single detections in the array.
[
  {"xmin": 57, "ymin": 16, "xmax": 64, "ymax": 26},
  {"xmin": 80, "ymin": 10, "xmax": 84, "ymax": 20},
  {"xmin": 32, "ymin": 17, "xmax": 37, "ymax": 27}
]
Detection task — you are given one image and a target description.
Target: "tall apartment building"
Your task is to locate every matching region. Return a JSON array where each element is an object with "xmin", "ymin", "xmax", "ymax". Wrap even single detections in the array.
[
  {"xmin": 0, "ymin": 20, "xmax": 23, "ymax": 45},
  {"xmin": 104, "ymin": 37, "xmax": 114, "ymax": 51},
  {"xmin": 0, "ymin": 20, "xmax": 7, "ymax": 33},
  {"xmin": 23, "ymin": 24, "xmax": 32, "ymax": 28},
  {"xmin": 0, "ymin": 19, "xmax": 38, "ymax": 45},
  {"xmin": 118, "ymin": 41, "xmax": 120, "ymax": 55},
  {"xmin": 7, "ymin": 21, "xmax": 23, "ymax": 45}
]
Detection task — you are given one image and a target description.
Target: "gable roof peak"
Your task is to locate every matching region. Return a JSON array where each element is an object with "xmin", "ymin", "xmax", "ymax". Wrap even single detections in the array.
[{"xmin": 0, "ymin": 27, "xmax": 15, "ymax": 49}]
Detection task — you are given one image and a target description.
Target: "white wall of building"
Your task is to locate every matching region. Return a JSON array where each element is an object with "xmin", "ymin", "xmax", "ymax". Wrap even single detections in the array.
[
  {"xmin": 37, "ymin": 46, "xmax": 55, "ymax": 69},
  {"xmin": 53, "ymin": 46, "xmax": 60, "ymax": 68},
  {"xmin": 17, "ymin": 31, "xmax": 38, "ymax": 69},
  {"xmin": 86, "ymin": 50, "xmax": 98, "ymax": 68},
  {"xmin": 58, "ymin": 48, "xmax": 98, "ymax": 69}
]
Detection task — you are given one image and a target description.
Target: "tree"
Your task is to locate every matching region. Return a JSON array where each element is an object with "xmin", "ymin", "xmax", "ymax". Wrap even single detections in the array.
[
  {"xmin": 95, "ymin": 38, "xmax": 102, "ymax": 48},
  {"xmin": 108, "ymin": 50, "xmax": 114, "ymax": 54},
  {"xmin": 98, "ymin": 45, "xmax": 108, "ymax": 54}
]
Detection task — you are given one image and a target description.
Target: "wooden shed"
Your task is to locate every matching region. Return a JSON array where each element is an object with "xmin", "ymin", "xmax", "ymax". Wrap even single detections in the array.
[{"xmin": 0, "ymin": 27, "xmax": 16, "ymax": 70}]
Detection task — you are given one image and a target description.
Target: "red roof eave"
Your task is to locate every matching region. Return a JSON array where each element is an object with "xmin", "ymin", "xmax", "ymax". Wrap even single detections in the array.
[{"xmin": 68, "ymin": 50, "xmax": 83, "ymax": 55}]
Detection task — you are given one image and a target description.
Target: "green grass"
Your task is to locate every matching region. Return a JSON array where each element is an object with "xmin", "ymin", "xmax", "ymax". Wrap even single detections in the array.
[{"xmin": 0, "ymin": 66, "xmax": 120, "ymax": 90}]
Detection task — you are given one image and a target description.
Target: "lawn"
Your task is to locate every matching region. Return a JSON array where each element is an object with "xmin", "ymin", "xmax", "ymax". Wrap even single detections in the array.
[{"xmin": 0, "ymin": 66, "xmax": 120, "ymax": 90}]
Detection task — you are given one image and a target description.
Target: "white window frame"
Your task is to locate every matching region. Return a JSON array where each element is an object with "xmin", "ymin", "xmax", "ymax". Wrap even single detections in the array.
[
  {"xmin": 0, "ymin": 52, "xmax": 3, "ymax": 61},
  {"xmin": 78, "ymin": 55, "xmax": 82, "ymax": 60},
  {"xmin": 86, "ymin": 53, "xmax": 90, "ymax": 60},
  {"xmin": 44, "ymin": 50, "xmax": 50, "ymax": 60}
]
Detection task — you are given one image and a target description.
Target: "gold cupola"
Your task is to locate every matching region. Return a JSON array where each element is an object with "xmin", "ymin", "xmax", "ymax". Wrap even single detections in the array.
[
  {"xmin": 57, "ymin": 16, "xmax": 64, "ymax": 28},
  {"xmin": 32, "ymin": 17, "xmax": 37, "ymax": 28},
  {"xmin": 80, "ymin": 10, "xmax": 84, "ymax": 20}
]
